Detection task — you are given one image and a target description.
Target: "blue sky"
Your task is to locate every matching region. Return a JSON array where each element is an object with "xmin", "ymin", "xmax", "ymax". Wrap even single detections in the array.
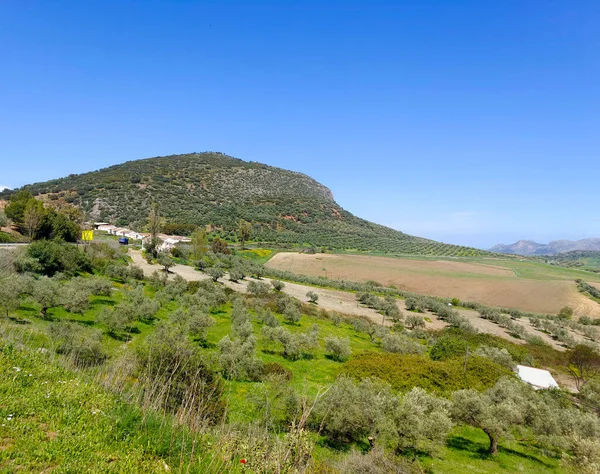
[{"xmin": 1, "ymin": 1, "xmax": 599, "ymax": 249}]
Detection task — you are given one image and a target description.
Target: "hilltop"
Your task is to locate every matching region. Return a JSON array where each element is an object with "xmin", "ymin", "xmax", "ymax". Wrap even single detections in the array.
[
  {"xmin": 0, "ymin": 152, "xmax": 487, "ymax": 256},
  {"xmin": 490, "ymin": 238, "xmax": 600, "ymax": 255}
]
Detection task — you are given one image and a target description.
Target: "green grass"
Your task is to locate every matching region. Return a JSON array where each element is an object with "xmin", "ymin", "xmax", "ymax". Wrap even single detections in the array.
[
  {"xmin": 422, "ymin": 426, "xmax": 567, "ymax": 473},
  {"xmin": 1, "ymin": 276, "xmax": 579, "ymax": 473},
  {"xmin": 0, "ymin": 343, "xmax": 174, "ymax": 473}
]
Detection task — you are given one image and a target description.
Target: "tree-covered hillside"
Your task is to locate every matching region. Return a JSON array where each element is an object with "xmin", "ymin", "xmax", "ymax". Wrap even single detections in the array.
[{"xmin": 0, "ymin": 152, "xmax": 487, "ymax": 256}]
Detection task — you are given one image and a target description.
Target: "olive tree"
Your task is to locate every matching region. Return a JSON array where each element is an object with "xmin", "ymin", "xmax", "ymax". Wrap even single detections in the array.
[
  {"xmin": 157, "ymin": 252, "xmax": 175, "ymax": 272},
  {"xmin": 262, "ymin": 326, "xmax": 318, "ymax": 360},
  {"xmin": 324, "ymin": 336, "xmax": 351, "ymax": 362},
  {"xmin": 568, "ymin": 344, "xmax": 600, "ymax": 390},
  {"xmin": 97, "ymin": 306, "xmax": 135, "ymax": 336},
  {"xmin": 306, "ymin": 291, "xmax": 319, "ymax": 304},
  {"xmin": 405, "ymin": 314, "xmax": 425, "ymax": 330},
  {"xmin": 381, "ymin": 334, "xmax": 426, "ymax": 355},
  {"xmin": 283, "ymin": 302, "xmax": 302, "ymax": 325},
  {"xmin": 206, "ymin": 266, "xmax": 224, "ymax": 282},
  {"xmin": 312, "ymin": 376, "xmax": 390, "ymax": 442},
  {"xmin": 217, "ymin": 334, "xmax": 263, "ymax": 381},
  {"xmin": 0, "ymin": 276, "xmax": 23, "ymax": 317},
  {"xmin": 32, "ymin": 276, "xmax": 61, "ymax": 318},
  {"xmin": 451, "ymin": 377, "xmax": 530, "ymax": 455},
  {"xmin": 61, "ymin": 279, "xmax": 92, "ymax": 314},
  {"xmin": 386, "ymin": 388, "xmax": 453, "ymax": 455},
  {"xmin": 271, "ymin": 280, "xmax": 285, "ymax": 292},
  {"xmin": 474, "ymin": 346, "xmax": 516, "ymax": 370}
]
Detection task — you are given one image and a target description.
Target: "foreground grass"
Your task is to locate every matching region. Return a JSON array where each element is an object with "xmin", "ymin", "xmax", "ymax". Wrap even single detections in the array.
[
  {"xmin": 0, "ymin": 344, "xmax": 168, "ymax": 473},
  {"xmin": 422, "ymin": 426, "xmax": 567, "ymax": 474}
]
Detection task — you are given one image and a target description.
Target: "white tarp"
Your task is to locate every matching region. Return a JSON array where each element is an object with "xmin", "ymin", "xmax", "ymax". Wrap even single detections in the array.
[{"xmin": 516, "ymin": 365, "xmax": 559, "ymax": 390}]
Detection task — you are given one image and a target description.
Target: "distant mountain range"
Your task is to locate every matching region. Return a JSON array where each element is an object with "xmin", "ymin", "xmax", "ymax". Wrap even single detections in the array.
[{"xmin": 490, "ymin": 238, "xmax": 600, "ymax": 255}]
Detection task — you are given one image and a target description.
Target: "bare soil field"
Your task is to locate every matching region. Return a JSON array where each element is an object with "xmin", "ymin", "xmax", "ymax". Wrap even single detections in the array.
[
  {"xmin": 266, "ymin": 253, "xmax": 600, "ymax": 317},
  {"xmin": 129, "ymin": 251, "xmax": 569, "ymax": 350}
]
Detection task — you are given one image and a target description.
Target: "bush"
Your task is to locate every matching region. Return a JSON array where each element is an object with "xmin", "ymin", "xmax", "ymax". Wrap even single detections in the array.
[
  {"xmin": 261, "ymin": 362, "xmax": 293, "ymax": 381},
  {"xmin": 135, "ymin": 323, "xmax": 225, "ymax": 426},
  {"xmin": 343, "ymin": 352, "xmax": 512, "ymax": 394},
  {"xmin": 271, "ymin": 280, "xmax": 285, "ymax": 292},
  {"xmin": 26, "ymin": 240, "xmax": 92, "ymax": 276},
  {"xmin": 47, "ymin": 321, "xmax": 106, "ymax": 367},
  {"xmin": 429, "ymin": 335, "xmax": 467, "ymax": 361}
]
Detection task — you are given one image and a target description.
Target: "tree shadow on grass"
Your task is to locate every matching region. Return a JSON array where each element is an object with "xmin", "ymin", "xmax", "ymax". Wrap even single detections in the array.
[
  {"xmin": 261, "ymin": 349, "xmax": 280, "ymax": 356},
  {"xmin": 317, "ymin": 437, "xmax": 370, "ymax": 453},
  {"xmin": 65, "ymin": 318, "xmax": 95, "ymax": 326},
  {"xmin": 92, "ymin": 298, "xmax": 115, "ymax": 306},
  {"xmin": 195, "ymin": 339, "xmax": 215, "ymax": 349},
  {"xmin": 108, "ymin": 332, "xmax": 133, "ymax": 342},
  {"xmin": 8, "ymin": 316, "xmax": 32, "ymax": 325},
  {"xmin": 447, "ymin": 435, "xmax": 556, "ymax": 467}
]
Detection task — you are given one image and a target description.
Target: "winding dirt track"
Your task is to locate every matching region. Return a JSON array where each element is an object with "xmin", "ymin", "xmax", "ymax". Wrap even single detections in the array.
[{"xmin": 129, "ymin": 251, "xmax": 566, "ymax": 350}]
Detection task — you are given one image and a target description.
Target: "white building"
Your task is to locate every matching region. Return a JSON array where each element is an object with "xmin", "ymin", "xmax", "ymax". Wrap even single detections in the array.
[{"xmin": 516, "ymin": 365, "xmax": 559, "ymax": 390}]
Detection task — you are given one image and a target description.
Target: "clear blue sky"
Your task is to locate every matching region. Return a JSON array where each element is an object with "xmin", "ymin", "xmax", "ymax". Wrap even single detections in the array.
[{"xmin": 1, "ymin": 1, "xmax": 599, "ymax": 249}]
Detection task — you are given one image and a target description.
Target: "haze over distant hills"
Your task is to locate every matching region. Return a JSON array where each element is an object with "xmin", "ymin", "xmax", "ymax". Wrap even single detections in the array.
[
  {"xmin": 490, "ymin": 238, "xmax": 600, "ymax": 255},
  {"xmin": 0, "ymin": 152, "xmax": 488, "ymax": 256}
]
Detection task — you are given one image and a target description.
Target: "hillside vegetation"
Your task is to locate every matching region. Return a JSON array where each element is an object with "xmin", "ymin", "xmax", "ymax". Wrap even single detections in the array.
[
  {"xmin": 0, "ymin": 152, "xmax": 487, "ymax": 256},
  {"xmin": 1, "ymin": 239, "xmax": 600, "ymax": 472}
]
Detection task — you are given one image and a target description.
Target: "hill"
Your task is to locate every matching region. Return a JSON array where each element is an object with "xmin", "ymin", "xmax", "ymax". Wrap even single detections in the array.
[
  {"xmin": 490, "ymin": 238, "xmax": 600, "ymax": 255},
  {"xmin": 0, "ymin": 152, "xmax": 487, "ymax": 256}
]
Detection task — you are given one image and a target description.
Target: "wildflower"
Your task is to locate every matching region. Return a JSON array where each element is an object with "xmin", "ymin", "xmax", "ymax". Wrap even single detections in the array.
[
  {"xmin": 13, "ymin": 367, "xmax": 21, "ymax": 372},
  {"xmin": 240, "ymin": 459, "xmax": 247, "ymax": 465}
]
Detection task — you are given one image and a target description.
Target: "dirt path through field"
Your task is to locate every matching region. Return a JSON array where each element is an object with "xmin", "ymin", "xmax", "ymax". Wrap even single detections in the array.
[
  {"xmin": 266, "ymin": 253, "xmax": 600, "ymax": 317},
  {"xmin": 128, "ymin": 250, "xmax": 566, "ymax": 349}
]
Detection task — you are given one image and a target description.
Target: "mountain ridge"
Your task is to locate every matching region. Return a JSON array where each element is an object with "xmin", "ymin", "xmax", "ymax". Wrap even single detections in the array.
[
  {"xmin": 0, "ymin": 152, "xmax": 488, "ymax": 256},
  {"xmin": 490, "ymin": 238, "xmax": 600, "ymax": 255}
]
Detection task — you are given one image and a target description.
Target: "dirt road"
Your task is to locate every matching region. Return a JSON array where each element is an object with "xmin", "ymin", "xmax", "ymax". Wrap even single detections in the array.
[{"xmin": 128, "ymin": 250, "xmax": 565, "ymax": 350}]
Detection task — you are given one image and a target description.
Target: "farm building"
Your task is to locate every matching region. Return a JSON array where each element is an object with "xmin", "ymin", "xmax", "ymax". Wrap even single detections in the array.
[{"xmin": 516, "ymin": 365, "xmax": 559, "ymax": 390}]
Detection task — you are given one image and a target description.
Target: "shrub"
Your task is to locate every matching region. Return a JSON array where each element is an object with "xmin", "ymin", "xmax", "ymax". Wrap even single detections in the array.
[
  {"xmin": 47, "ymin": 321, "xmax": 106, "ymax": 367},
  {"xmin": 135, "ymin": 323, "xmax": 225, "ymax": 426},
  {"xmin": 271, "ymin": 280, "xmax": 285, "ymax": 292},
  {"xmin": 559, "ymin": 306, "xmax": 574, "ymax": 319},
  {"xmin": 429, "ymin": 335, "xmax": 467, "ymax": 361},
  {"xmin": 343, "ymin": 352, "xmax": 512, "ymax": 394},
  {"xmin": 261, "ymin": 362, "xmax": 293, "ymax": 381},
  {"xmin": 26, "ymin": 240, "xmax": 92, "ymax": 276}
]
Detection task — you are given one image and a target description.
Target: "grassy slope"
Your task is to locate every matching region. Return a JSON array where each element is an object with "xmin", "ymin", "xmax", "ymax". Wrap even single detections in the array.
[{"xmin": 1, "ymin": 273, "xmax": 574, "ymax": 473}]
